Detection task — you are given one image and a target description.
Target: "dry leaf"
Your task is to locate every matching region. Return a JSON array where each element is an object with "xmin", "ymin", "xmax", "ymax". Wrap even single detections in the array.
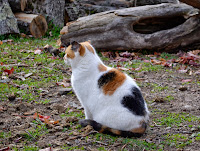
[
  {"xmin": 3, "ymin": 67, "xmax": 14, "ymax": 75},
  {"xmin": 181, "ymin": 79, "xmax": 192, "ymax": 83},
  {"xmin": 24, "ymin": 73, "xmax": 33, "ymax": 78},
  {"xmin": 34, "ymin": 48, "xmax": 42, "ymax": 55}
]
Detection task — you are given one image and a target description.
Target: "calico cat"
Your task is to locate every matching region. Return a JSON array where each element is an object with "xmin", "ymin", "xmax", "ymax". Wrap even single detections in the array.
[{"xmin": 64, "ymin": 41, "xmax": 149, "ymax": 137}]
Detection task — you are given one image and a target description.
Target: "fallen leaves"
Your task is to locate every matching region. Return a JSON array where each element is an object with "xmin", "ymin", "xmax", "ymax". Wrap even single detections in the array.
[
  {"xmin": 56, "ymin": 78, "xmax": 71, "ymax": 87},
  {"xmin": 181, "ymin": 79, "xmax": 192, "ymax": 83},
  {"xmin": 33, "ymin": 113, "xmax": 59, "ymax": 125},
  {"xmin": 0, "ymin": 147, "xmax": 10, "ymax": 151},
  {"xmin": 2, "ymin": 67, "xmax": 14, "ymax": 75},
  {"xmin": 15, "ymin": 112, "xmax": 59, "ymax": 125}
]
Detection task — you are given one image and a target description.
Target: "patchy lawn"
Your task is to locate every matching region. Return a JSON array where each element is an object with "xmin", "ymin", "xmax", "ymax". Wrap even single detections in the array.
[{"xmin": 0, "ymin": 36, "xmax": 200, "ymax": 151}]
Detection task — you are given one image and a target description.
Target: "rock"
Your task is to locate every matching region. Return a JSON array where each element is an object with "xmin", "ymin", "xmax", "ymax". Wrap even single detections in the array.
[
  {"xmin": 50, "ymin": 104, "xmax": 66, "ymax": 113},
  {"xmin": 8, "ymin": 93, "xmax": 16, "ymax": 101},
  {"xmin": 57, "ymin": 88, "xmax": 72, "ymax": 95},
  {"xmin": 182, "ymin": 105, "xmax": 194, "ymax": 111},
  {"xmin": 179, "ymin": 86, "xmax": 188, "ymax": 91}
]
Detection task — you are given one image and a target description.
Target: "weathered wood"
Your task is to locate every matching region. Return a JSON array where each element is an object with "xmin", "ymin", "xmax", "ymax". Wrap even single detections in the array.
[
  {"xmin": 179, "ymin": 0, "xmax": 200, "ymax": 9},
  {"xmin": 0, "ymin": 0, "xmax": 19, "ymax": 35},
  {"xmin": 8, "ymin": 0, "xmax": 27, "ymax": 12},
  {"xmin": 61, "ymin": 3, "xmax": 200, "ymax": 51},
  {"xmin": 136, "ymin": 0, "xmax": 179, "ymax": 6},
  {"xmin": 15, "ymin": 13, "xmax": 48, "ymax": 38},
  {"xmin": 65, "ymin": 0, "xmax": 135, "ymax": 22},
  {"xmin": 27, "ymin": 0, "xmax": 65, "ymax": 27}
]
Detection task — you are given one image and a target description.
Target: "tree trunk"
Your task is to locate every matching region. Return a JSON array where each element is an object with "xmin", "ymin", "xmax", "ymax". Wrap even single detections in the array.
[
  {"xmin": 26, "ymin": 0, "xmax": 65, "ymax": 27},
  {"xmin": 8, "ymin": 0, "xmax": 27, "ymax": 12},
  {"xmin": 179, "ymin": 0, "xmax": 200, "ymax": 9},
  {"xmin": 0, "ymin": 0, "xmax": 19, "ymax": 35},
  {"xmin": 61, "ymin": 3, "xmax": 200, "ymax": 52},
  {"xmin": 15, "ymin": 13, "xmax": 48, "ymax": 38}
]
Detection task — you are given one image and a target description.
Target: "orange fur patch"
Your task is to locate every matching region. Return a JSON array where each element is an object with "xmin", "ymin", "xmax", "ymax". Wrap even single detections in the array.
[
  {"xmin": 98, "ymin": 63, "xmax": 107, "ymax": 72},
  {"xmin": 110, "ymin": 129, "xmax": 121, "ymax": 135},
  {"xmin": 65, "ymin": 45, "xmax": 75, "ymax": 59},
  {"xmin": 102, "ymin": 69, "xmax": 126, "ymax": 95},
  {"xmin": 79, "ymin": 45, "xmax": 86, "ymax": 56},
  {"xmin": 99, "ymin": 126, "xmax": 107, "ymax": 133},
  {"xmin": 131, "ymin": 121, "xmax": 147, "ymax": 134},
  {"xmin": 81, "ymin": 41, "xmax": 95, "ymax": 54},
  {"xmin": 131, "ymin": 127, "xmax": 146, "ymax": 134}
]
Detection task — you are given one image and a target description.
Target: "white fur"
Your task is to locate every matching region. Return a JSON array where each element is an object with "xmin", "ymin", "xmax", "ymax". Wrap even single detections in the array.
[{"xmin": 64, "ymin": 43, "xmax": 149, "ymax": 131}]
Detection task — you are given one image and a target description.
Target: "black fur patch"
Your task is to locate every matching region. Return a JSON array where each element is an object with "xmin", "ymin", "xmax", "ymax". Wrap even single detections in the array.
[
  {"xmin": 98, "ymin": 71, "xmax": 116, "ymax": 88},
  {"xmin": 79, "ymin": 119, "xmax": 144, "ymax": 138},
  {"xmin": 121, "ymin": 87, "xmax": 145, "ymax": 116},
  {"xmin": 79, "ymin": 119, "xmax": 102, "ymax": 131}
]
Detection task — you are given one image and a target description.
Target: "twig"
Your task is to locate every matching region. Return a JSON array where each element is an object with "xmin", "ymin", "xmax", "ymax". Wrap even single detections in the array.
[
  {"xmin": 95, "ymin": 141, "xmax": 108, "ymax": 146},
  {"xmin": 121, "ymin": 143, "xmax": 128, "ymax": 150},
  {"xmin": 25, "ymin": 130, "xmax": 36, "ymax": 141}
]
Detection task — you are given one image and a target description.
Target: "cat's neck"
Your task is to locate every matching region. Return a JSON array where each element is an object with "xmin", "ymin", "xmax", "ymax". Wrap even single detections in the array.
[{"xmin": 71, "ymin": 52, "xmax": 103, "ymax": 77}]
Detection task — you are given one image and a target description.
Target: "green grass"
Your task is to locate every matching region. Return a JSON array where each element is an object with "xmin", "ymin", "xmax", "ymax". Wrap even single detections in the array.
[
  {"xmin": 0, "ymin": 36, "xmax": 66, "ymax": 102},
  {"xmin": 153, "ymin": 110, "xmax": 200, "ymax": 127},
  {"xmin": 22, "ymin": 119, "xmax": 48, "ymax": 141},
  {"xmin": 60, "ymin": 108, "xmax": 85, "ymax": 118},
  {"xmin": 163, "ymin": 133, "xmax": 193, "ymax": 148},
  {"xmin": 1, "ymin": 35, "xmax": 199, "ymax": 150},
  {"xmin": 0, "ymin": 131, "xmax": 11, "ymax": 139}
]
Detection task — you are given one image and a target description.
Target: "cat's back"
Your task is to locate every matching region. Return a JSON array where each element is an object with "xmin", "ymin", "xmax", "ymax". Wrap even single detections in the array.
[{"xmin": 97, "ymin": 67, "xmax": 139, "ymax": 96}]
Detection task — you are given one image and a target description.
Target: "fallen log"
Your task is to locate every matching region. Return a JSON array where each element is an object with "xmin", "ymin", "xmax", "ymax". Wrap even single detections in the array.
[
  {"xmin": 0, "ymin": 0, "xmax": 19, "ymax": 35},
  {"xmin": 179, "ymin": 0, "xmax": 200, "ymax": 9},
  {"xmin": 136, "ymin": 0, "xmax": 179, "ymax": 6},
  {"xmin": 61, "ymin": 3, "xmax": 200, "ymax": 51},
  {"xmin": 15, "ymin": 12, "xmax": 48, "ymax": 38},
  {"xmin": 64, "ymin": 0, "xmax": 179, "ymax": 22}
]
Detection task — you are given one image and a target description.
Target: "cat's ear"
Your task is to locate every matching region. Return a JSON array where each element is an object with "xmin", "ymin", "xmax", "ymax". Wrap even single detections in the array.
[{"xmin": 71, "ymin": 41, "xmax": 81, "ymax": 52}]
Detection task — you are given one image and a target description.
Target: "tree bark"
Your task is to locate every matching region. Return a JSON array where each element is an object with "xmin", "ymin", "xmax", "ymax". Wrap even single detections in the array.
[
  {"xmin": 0, "ymin": 0, "xmax": 19, "ymax": 35},
  {"xmin": 179, "ymin": 0, "xmax": 200, "ymax": 9},
  {"xmin": 27, "ymin": 0, "xmax": 65, "ymax": 27},
  {"xmin": 15, "ymin": 13, "xmax": 48, "ymax": 38},
  {"xmin": 61, "ymin": 3, "xmax": 200, "ymax": 52},
  {"xmin": 136, "ymin": 0, "xmax": 179, "ymax": 6}
]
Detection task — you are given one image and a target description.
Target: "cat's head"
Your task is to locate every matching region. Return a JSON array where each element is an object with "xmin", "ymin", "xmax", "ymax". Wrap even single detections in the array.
[{"xmin": 64, "ymin": 41, "xmax": 95, "ymax": 66}]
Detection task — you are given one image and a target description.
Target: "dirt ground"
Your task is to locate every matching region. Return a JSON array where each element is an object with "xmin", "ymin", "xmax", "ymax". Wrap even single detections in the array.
[{"xmin": 0, "ymin": 57, "xmax": 200, "ymax": 150}]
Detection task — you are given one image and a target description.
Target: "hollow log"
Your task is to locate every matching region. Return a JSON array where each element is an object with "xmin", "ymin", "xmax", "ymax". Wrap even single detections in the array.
[
  {"xmin": 15, "ymin": 13, "xmax": 48, "ymax": 38},
  {"xmin": 61, "ymin": 3, "xmax": 200, "ymax": 51},
  {"xmin": 8, "ymin": 0, "xmax": 27, "ymax": 12},
  {"xmin": 179, "ymin": 0, "xmax": 200, "ymax": 9},
  {"xmin": 0, "ymin": 0, "xmax": 19, "ymax": 35}
]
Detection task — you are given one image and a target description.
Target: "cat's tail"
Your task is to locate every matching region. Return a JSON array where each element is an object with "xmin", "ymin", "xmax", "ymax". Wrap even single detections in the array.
[{"xmin": 79, "ymin": 119, "xmax": 147, "ymax": 138}]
